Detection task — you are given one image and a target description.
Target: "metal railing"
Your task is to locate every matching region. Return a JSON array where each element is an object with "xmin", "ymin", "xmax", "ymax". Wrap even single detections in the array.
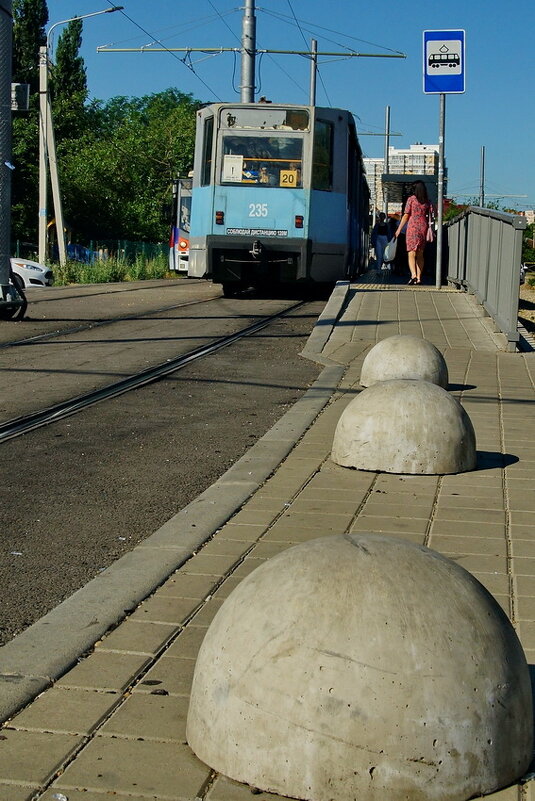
[{"xmin": 445, "ymin": 206, "xmax": 526, "ymax": 351}]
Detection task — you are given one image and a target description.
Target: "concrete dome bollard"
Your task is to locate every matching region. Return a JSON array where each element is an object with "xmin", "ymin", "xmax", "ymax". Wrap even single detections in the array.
[
  {"xmin": 360, "ymin": 335, "xmax": 449, "ymax": 388},
  {"xmin": 331, "ymin": 379, "xmax": 476, "ymax": 475},
  {"xmin": 186, "ymin": 534, "xmax": 533, "ymax": 801}
]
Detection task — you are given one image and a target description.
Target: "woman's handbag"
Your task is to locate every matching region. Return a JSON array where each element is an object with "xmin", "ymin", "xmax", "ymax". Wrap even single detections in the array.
[
  {"xmin": 426, "ymin": 208, "xmax": 435, "ymax": 243},
  {"xmin": 383, "ymin": 237, "xmax": 397, "ymax": 264}
]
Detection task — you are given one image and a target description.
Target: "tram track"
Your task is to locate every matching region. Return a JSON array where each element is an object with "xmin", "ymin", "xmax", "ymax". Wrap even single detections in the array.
[
  {"xmin": 0, "ymin": 290, "xmax": 222, "ymax": 350},
  {"xmin": 0, "ymin": 300, "xmax": 305, "ymax": 443},
  {"xmin": 0, "ymin": 292, "xmax": 322, "ymax": 645}
]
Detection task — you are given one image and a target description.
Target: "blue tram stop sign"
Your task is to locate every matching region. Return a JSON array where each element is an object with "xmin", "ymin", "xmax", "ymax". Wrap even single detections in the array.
[{"xmin": 423, "ymin": 30, "xmax": 465, "ymax": 94}]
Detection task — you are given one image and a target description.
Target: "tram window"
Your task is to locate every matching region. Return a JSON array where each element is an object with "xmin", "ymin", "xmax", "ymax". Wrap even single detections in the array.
[
  {"xmin": 220, "ymin": 135, "xmax": 303, "ymax": 187},
  {"xmin": 312, "ymin": 120, "xmax": 333, "ymax": 191},
  {"xmin": 201, "ymin": 117, "xmax": 214, "ymax": 186},
  {"xmin": 221, "ymin": 107, "xmax": 309, "ymax": 131}
]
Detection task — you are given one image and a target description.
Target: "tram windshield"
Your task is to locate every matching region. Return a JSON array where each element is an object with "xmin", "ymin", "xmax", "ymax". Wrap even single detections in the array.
[{"xmin": 220, "ymin": 135, "xmax": 303, "ymax": 188}]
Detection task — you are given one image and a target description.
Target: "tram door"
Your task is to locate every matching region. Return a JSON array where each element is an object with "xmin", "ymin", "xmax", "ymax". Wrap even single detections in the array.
[{"xmin": 169, "ymin": 177, "xmax": 192, "ymax": 273}]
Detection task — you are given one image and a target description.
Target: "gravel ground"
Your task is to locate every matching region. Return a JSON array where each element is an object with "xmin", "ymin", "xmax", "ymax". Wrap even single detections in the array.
[
  {"xmin": 519, "ymin": 280, "xmax": 535, "ymax": 333},
  {"xmin": 0, "ymin": 302, "xmax": 323, "ymax": 645}
]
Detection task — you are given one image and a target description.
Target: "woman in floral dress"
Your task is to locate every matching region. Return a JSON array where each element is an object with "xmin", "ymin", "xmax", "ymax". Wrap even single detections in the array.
[{"xmin": 395, "ymin": 181, "xmax": 433, "ymax": 284}]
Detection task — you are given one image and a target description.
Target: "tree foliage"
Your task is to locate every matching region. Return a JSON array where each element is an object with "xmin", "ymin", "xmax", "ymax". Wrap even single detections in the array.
[
  {"xmin": 442, "ymin": 201, "xmax": 468, "ymax": 222},
  {"xmin": 11, "ymin": 1, "xmax": 200, "ymax": 247},
  {"xmin": 12, "ymin": 0, "xmax": 47, "ymax": 91},
  {"xmin": 11, "ymin": 0, "xmax": 48, "ymax": 241},
  {"xmin": 51, "ymin": 18, "xmax": 87, "ymax": 139},
  {"xmin": 58, "ymin": 89, "xmax": 200, "ymax": 242},
  {"xmin": 523, "ymin": 224, "xmax": 535, "ymax": 264}
]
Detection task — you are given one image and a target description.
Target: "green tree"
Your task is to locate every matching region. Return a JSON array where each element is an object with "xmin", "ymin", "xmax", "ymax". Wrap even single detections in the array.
[
  {"xmin": 11, "ymin": 0, "xmax": 49, "ymax": 244},
  {"xmin": 50, "ymin": 18, "xmax": 87, "ymax": 140},
  {"xmin": 10, "ymin": 1, "xmax": 199, "ymax": 249},
  {"xmin": 443, "ymin": 201, "xmax": 468, "ymax": 222},
  {"xmin": 523, "ymin": 223, "xmax": 535, "ymax": 265},
  {"xmin": 58, "ymin": 89, "xmax": 200, "ymax": 242},
  {"xmin": 12, "ymin": 0, "xmax": 48, "ymax": 92}
]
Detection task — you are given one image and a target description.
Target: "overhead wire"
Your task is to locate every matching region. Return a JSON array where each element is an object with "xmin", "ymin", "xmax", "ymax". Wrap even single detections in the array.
[
  {"xmin": 257, "ymin": 50, "xmax": 308, "ymax": 99},
  {"xmin": 211, "ymin": 0, "xmax": 308, "ymax": 98},
  {"xmin": 257, "ymin": 7, "xmax": 405, "ymax": 56},
  {"xmin": 206, "ymin": 1, "xmax": 240, "ymax": 42},
  {"xmin": 101, "ymin": 0, "xmax": 223, "ymax": 99},
  {"xmin": 259, "ymin": 5, "xmax": 405, "ymax": 113},
  {"xmin": 204, "ymin": 0, "xmax": 307, "ymax": 98},
  {"xmin": 286, "ymin": 0, "xmax": 309, "ymax": 49},
  {"xmin": 280, "ymin": 0, "xmax": 328, "ymax": 103},
  {"xmin": 206, "ymin": 0, "xmax": 241, "ymax": 94},
  {"xmin": 225, "ymin": 0, "xmax": 308, "ymax": 99},
  {"xmin": 100, "ymin": 1, "xmax": 399, "ymax": 111},
  {"xmin": 99, "ymin": 10, "xmax": 238, "ymax": 49},
  {"xmin": 99, "ymin": 1, "xmax": 313, "ymax": 103}
]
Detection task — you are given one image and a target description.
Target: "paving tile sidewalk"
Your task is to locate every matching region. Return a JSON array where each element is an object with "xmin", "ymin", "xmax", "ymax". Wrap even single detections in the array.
[{"xmin": 1, "ymin": 283, "xmax": 535, "ymax": 801}]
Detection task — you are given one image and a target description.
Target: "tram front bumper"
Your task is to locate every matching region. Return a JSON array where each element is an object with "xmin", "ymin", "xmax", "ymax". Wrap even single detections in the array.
[{"xmin": 207, "ymin": 235, "xmax": 311, "ymax": 284}]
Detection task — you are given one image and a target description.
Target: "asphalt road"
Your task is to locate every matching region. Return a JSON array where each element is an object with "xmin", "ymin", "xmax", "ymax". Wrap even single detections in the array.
[{"xmin": 0, "ymin": 281, "xmax": 324, "ymax": 644}]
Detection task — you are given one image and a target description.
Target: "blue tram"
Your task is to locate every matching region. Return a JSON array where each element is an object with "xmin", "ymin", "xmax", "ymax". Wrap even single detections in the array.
[{"xmin": 188, "ymin": 103, "xmax": 370, "ymax": 295}]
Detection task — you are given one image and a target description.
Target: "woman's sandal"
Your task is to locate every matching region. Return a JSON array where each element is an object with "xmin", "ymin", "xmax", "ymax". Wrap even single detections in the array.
[{"xmin": 408, "ymin": 277, "xmax": 416, "ymax": 285}]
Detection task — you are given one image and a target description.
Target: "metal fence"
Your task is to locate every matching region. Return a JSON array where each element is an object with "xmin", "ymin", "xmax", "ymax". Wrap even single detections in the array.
[
  {"xmin": 445, "ymin": 207, "xmax": 526, "ymax": 351},
  {"xmin": 87, "ymin": 240, "xmax": 167, "ymax": 263},
  {"xmin": 14, "ymin": 239, "xmax": 167, "ymax": 265}
]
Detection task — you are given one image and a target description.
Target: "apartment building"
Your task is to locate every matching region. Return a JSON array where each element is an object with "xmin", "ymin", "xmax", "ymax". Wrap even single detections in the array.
[{"xmin": 364, "ymin": 143, "xmax": 445, "ymax": 213}]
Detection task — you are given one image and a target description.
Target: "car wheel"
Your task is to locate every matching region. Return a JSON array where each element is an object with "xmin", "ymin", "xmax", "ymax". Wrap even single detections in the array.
[{"xmin": 3, "ymin": 272, "xmax": 28, "ymax": 320}]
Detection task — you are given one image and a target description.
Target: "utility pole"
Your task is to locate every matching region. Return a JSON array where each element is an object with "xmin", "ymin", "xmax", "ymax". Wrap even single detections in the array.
[
  {"xmin": 240, "ymin": 0, "xmax": 256, "ymax": 103},
  {"xmin": 46, "ymin": 96, "xmax": 67, "ymax": 265},
  {"xmin": 38, "ymin": 44, "xmax": 49, "ymax": 265},
  {"xmin": 435, "ymin": 93, "xmax": 445, "ymax": 289},
  {"xmin": 0, "ymin": 0, "xmax": 24, "ymax": 318},
  {"xmin": 479, "ymin": 145, "xmax": 485, "ymax": 208},
  {"xmin": 309, "ymin": 39, "xmax": 317, "ymax": 105},
  {"xmin": 98, "ymin": 0, "xmax": 405, "ymax": 110},
  {"xmin": 423, "ymin": 29, "xmax": 465, "ymax": 290},
  {"xmin": 99, "ymin": 1, "xmax": 404, "ymax": 111},
  {"xmin": 0, "ymin": 0, "xmax": 13, "ymax": 293},
  {"xmin": 39, "ymin": 7, "xmax": 123, "ymax": 266},
  {"xmin": 383, "ymin": 105, "xmax": 390, "ymax": 218},
  {"xmin": 38, "ymin": 44, "xmax": 67, "ymax": 266}
]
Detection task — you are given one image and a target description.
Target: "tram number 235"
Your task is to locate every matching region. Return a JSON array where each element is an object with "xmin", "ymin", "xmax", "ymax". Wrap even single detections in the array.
[{"xmin": 249, "ymin": 203, "xmax": 268, "ymax": 218}]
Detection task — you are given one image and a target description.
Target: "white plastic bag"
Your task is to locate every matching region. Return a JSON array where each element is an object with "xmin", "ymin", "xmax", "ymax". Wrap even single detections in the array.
[{"xmin": 383, "ymin": 237, "xmax": 397, "ymax": 264}]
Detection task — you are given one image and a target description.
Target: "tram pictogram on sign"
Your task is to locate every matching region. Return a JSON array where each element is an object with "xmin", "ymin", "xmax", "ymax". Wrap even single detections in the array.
[{"xmin": 423, "ymin": 30, "xmax": 465, "ymax": 94}]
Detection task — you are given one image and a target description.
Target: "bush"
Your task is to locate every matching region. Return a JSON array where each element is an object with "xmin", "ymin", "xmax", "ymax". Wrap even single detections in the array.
[{"xmin": 52, "ymin": 253, "xmax": 172, "ymax": 285}]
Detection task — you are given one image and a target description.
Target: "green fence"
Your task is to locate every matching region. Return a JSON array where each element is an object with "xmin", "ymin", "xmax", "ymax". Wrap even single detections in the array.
[
  {"xmin": 88, "ymin": 240, "xmax": 167, "ymax": 263},
  {"xmin": 13, "ymin": 239, "xmax": 167, "ymax": 265}
]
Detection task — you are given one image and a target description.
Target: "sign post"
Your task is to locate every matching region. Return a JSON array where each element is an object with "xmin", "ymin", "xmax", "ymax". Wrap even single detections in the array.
[{"xmin": 423, "ymin": 29, "xmax": 465, "ymax": 289}]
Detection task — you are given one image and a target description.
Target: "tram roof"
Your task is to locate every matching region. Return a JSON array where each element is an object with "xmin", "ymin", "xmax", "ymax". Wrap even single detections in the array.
[{"xmin": 381, "ymin": 174, "xmax": 439, "ymax": 204}]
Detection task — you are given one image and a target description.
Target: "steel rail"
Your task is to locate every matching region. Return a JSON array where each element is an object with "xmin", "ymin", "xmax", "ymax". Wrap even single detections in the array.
[
  {"xmin": 0, "ymin": 292, "xmax": 222, "ymax": 350},
  {"xmin": 0, "ymin": 301, "xmax": 304, "ymax": 443}
]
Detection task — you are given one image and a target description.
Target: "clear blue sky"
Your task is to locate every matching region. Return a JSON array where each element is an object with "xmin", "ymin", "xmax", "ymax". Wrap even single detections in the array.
[{"xmin": 47, "ymin": 0, "xmax": 534, "ymax": 209}]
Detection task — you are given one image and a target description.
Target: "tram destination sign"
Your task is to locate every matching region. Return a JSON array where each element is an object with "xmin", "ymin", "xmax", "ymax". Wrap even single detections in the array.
[
  {"xmin": 423, "ymin": 29, "xmax": 465, "ymax": 94},
  {"xmin": 227, "ymin": 228, "xmax": 288, "ymax": 237}
]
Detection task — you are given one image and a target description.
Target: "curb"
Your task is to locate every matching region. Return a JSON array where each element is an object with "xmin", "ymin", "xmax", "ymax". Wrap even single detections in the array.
[
  {"xmin": 0, "ymin": 285, "xmax": 349, "ymax": 723},
  {"xmin": 300, "ymin": 280, "xmax": 351, "ymax": 364}
]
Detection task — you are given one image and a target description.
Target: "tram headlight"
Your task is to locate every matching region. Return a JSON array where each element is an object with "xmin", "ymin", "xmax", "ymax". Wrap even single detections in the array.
[{"xmin": 215, "ymin": 211, "xmax": 225, "ymax": 225}]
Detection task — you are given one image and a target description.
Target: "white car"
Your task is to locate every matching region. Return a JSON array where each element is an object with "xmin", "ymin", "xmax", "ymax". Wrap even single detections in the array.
[{"xmin": 10, "ymin": 257, "xmax": 54, "ymax": 288}]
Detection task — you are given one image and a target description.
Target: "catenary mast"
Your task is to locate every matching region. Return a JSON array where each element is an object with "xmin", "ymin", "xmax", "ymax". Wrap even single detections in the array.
[{"xmin": 240, "ymin": 0, "xmax": 256, "ymax": 103}]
